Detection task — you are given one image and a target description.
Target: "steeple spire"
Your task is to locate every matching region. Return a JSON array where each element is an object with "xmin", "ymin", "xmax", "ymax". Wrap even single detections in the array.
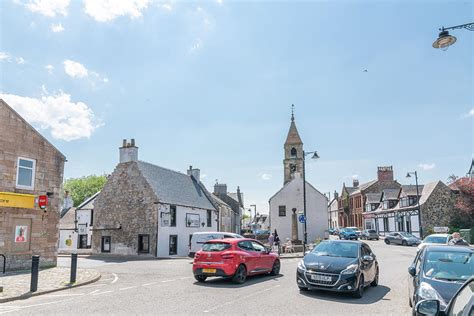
[
  {"xmin": 291, "ymin": 104, "xmax": 295, "ymax": 122},
  {"xmin": 285, "ymin": 105, "xmax": 302, "ymax": 145}
]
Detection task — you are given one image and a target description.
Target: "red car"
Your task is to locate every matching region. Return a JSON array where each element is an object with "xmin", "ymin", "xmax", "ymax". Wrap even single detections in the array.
[{"xmin": 193, "ymin": 238, "xmax": 280, "ymax": 284}]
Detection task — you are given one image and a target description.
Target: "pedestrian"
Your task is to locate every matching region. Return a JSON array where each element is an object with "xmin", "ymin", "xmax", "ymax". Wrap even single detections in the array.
[
  {"xmin": 268, "ymin": 233, "xmax": 274, "ymax": 251},
  {"xmin": 448, "ymin": 232, "xmax": 470, "ymax": 246},
  {"xmin": 274, "ymin": 230, "xmax": 281, "ymax": 255}
]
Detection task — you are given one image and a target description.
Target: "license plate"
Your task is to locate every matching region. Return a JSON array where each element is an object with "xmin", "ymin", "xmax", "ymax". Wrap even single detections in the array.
[
  {"xmin": 310, "ymin": 274, "xmax": 332, "ymax": 282},
  {"xmin": 202, "ymin": 268, "xmax": 216, "ymax": 273}
]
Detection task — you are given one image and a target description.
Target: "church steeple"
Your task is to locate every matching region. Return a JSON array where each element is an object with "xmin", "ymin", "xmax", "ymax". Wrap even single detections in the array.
[{"xmin": 283, "ymin": 105, "xmax": 304, "ymax": 184}]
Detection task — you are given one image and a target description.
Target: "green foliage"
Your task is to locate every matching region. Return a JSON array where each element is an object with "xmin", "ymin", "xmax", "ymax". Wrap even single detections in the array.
[{"xmin": 64, "ymin": 175, "xmax": 107, "ymax": 207}]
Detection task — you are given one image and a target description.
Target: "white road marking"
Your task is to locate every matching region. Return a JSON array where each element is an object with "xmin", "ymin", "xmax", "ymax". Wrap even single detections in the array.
[
  {"xmin": 0, "ymin": 298, "xmax": 75, "ymax": 315},
  {"xmin": 80, "ymin": 283, "xmax": 107, "ymax": 288},
  {"xmin": 161, "ymin": 279, "xmax": 175, "ymax": 283},
  {"xmin": 180, "ymin": 277, "xmax": 191, "ymax": 280},
  {"xmin": 142, "ymin": 282, "xmax": 157, "ymax": 286},
  {"xmin": 47, "ymin": 293, "xmax": 85, "ymax": 297},
  {"xmin": 203, "ymin": 285, "xmax": 281, "ymax": 313},
  {"xmin": 119, "ymin": 286, "xmax": 139, "ymax": 291},
  {"xmin": 110, "ymin": 273, "xmax": 119, "ymax": 284},
  {"xmin": 89, "ymin": 289, "xmax": 101, "ymax": 295},
  {"xmin": 92, "ymin": 290, "xmax": 114, "ymax": 296}
]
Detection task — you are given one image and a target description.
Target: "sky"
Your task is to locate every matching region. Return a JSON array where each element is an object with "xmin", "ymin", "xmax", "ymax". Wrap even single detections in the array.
[{"xmin": 1, "ymin": 0, "xmax": 472, "ymax": 215}]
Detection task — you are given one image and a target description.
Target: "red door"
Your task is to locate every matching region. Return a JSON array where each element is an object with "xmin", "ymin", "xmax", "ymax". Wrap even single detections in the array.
[
  {"xmin": 237, "ymin": 240, "xmax": 259, "ymax": 273},
  {"xmin": 250, "ymin": 241, "xmax": 272, "ymax": 271}
]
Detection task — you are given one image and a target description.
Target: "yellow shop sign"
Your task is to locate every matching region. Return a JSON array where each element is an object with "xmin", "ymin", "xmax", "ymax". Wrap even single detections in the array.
[{"xmin": 0, "ymin": 192, "xmax": 36, "ymax": 209}]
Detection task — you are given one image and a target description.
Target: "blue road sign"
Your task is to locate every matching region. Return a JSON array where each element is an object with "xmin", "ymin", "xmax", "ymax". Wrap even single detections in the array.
[{"xmin": 298, "ymin": 215, "xmax": 306, "ymax": 223}]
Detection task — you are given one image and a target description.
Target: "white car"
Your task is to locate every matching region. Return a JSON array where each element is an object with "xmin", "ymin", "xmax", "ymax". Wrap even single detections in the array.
[{"xmin": 417, "ymin": 233, "xmax": 452, "ymax": 251}]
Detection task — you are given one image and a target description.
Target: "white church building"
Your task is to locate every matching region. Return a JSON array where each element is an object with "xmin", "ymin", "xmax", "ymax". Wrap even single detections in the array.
[{"xmin": 269, "ymin": 111, "xmax": 328, "ymax": 244}]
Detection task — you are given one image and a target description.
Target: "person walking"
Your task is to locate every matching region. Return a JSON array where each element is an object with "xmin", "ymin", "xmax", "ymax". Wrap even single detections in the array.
[
  {"xmin": 448, "ymin": 232, "xmax": 470, "ymax": 246},
  {"xmin": 268, "ymin": 233, "xmax": 275, "ymax": 252},
  {"xmin": 274, "ymin": 230, "xmax": 281, "ymax": 255}
]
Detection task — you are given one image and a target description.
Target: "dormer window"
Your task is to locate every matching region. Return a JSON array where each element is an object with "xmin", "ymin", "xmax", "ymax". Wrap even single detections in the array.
[{"xmin": 290, "ymin": 147, "xmax": 297, "ymax": 158}]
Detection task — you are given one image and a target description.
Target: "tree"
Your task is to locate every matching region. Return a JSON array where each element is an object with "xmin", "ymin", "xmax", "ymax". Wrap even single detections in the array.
[
  {"xmin": 450, "ymin": 180, "xmax": 474, "ymax": 229},
  {"xmin": 64, "ymin": 175, "xmax": 107, "ymax": 207}
]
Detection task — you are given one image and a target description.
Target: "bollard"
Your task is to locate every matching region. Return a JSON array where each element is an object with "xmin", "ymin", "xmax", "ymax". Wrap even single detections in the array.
[
  {"xmin": 70, "ymin": 253, "xmax": 77, "ymax": 283},
  {"xmin": 30, "ymin": 255, "xmax": 40, "ymax": 292}
]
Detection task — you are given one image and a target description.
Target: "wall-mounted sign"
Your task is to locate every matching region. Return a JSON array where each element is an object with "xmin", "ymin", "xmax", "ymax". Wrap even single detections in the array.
[
  {"xmin": 433, "ymin": 226, "xmax": 449, "ymax": 233},
  {"xmin": 161, "ymin": 212, "xmax": 170, "ymax": 227},
  {"xmin": 78, "ymin": 224, "xmax": 88, "ymax": 234},
  {"xmin": 186, "ymin": 213, "xmax": 200, "ymax": 227},
  {"xmin": 15, "ymin": 225, "xmax": 28, "ymax": 243},
  {"xmin": 38, "ymin": 195, "xmax": 48, "ymax": 209},
  {"xmin": 0, "ymin": 192, "xmax": 35, "ymax": 208}
]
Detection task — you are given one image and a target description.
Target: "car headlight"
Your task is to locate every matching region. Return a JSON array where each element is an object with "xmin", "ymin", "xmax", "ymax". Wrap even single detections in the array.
[
  {"xmin": 341, "ymin": 264, "xmax": 359, "ymax": 275},
  {"xmin": 418, "ymin": 282, "xmax": 447, "ymax": 308},
  {"xmin": 297, "ymin": 260, "xmax": 306, "ymax": 271}
]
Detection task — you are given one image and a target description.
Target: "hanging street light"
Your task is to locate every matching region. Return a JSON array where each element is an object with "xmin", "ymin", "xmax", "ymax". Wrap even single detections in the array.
[{"xmin": 432, "ymin": 23, "xmax": 474, "ymax": 50}]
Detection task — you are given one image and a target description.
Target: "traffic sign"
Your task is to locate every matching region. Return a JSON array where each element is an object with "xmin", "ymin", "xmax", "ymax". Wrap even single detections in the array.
[{"xmin": 298, "ymin": 215, "xmax": 306, "ymax": 223}]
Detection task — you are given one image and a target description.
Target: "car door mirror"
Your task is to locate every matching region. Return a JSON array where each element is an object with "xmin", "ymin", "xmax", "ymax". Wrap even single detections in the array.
[
  {"xmin": 415, "ymin": 299, "xmax": 440, "ymax": 316},
  {"xmin": 362, "ymin": 255, "xmax": 373, "ymax": 263},
  {"xmin": 408, "ymin": 265, "xmax": 416, "ymax": 277}
]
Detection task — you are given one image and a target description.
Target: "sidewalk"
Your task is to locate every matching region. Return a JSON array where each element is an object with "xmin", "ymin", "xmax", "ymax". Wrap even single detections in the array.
[{"xmin": 0, "ymin": 267, "xmax": 101, "ymax": 303}]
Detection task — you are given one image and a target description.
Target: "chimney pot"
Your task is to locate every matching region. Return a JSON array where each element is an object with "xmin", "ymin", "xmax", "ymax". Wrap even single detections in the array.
[
  {"xmin": 122, "ymin": 139, "xmax": 127, "ymax": 147},
  {"xmin": 119, "ymin": 138, "xmax": 138, "ymax": 163},
  {"xmin": 131, "ymin": 139, "xmax": 135, "ymax": 147}
]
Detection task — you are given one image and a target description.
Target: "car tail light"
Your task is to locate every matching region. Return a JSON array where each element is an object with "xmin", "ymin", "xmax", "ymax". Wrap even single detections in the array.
[{"xmin": 222, "ymin": 253, "xmax": 234, "ymax": 260}]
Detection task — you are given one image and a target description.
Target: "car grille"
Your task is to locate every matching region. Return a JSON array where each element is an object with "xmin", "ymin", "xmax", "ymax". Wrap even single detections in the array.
[{"xmin": 305, "ymin": 271, "xmax": 340, "ymax": 286}]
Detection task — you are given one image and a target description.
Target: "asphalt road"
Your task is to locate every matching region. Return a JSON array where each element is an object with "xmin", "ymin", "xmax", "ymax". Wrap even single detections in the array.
[{"xmin": 0, "ymin": 240, "xmax": 418, "ymax": 315}]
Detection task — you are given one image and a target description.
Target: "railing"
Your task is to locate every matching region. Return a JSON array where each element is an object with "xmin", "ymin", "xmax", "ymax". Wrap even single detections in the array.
[{"xmin": 0, "ymin": 254, "xmax": 5, "ymax": 274}]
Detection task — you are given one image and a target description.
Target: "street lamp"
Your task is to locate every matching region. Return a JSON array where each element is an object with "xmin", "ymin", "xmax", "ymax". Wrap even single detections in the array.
[
  {"xmin": 250, "ymin": 204, "xmax": 257, "ymax": 231},
  {"xmin": 406, "ymin": 171, "xmax": 423, "ymax": 238},
  {"xmin": 302, "ymin": 150, "xmax": 319, "ymax": 252},
  {"xmin": 432, "ymin": 23, "xmax": 474, "ymax": 49}
]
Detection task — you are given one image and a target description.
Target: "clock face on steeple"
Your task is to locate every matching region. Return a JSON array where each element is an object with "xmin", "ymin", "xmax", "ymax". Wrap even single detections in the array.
[{"xmin": 290, "ymin": 164, "xmax": 297, "ymax": 173}]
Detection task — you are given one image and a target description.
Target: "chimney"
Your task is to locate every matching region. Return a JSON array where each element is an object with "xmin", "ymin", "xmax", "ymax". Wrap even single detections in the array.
[
  {"xmin": 214, "ymin": 183, "xmax": 227, "ymax": 196},
  {"xmin": 119, "ymin": 138, "xmax": 138, "ymax": 163},
  {"xmin": 377, "ymin": 166, "xmax": 394, "ymax": 182},
  {"xmin": 334, "ymin": 191, "xmax": 339, "ymax": 200},
  {"xmin": 187, "ymin": 165, "xmax": 200, "ymax": 182},
  {"xmin": 353, "ymin": 179, "xmax": 359, "ymax": 187}
]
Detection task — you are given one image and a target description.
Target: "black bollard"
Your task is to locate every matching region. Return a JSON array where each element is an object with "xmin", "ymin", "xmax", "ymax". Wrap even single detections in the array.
[
  {"xmin": 30, "ymin": 255, "xmax": 40, "ymax": 292},
  {"xmin": 70, "ymin": 253, "xmax": 77, "ymax": 283}
]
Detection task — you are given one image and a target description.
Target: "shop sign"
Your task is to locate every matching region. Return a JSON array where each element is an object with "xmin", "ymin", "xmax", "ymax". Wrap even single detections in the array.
[{"xmin": 0, "ymin": 192, "xmax": 35, "ymax": 208}]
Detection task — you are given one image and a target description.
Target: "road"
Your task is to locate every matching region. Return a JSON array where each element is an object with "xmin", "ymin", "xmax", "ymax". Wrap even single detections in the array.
[{"xmin": 0, "ymin": 240, "xmax": 418, "ymax": 315}]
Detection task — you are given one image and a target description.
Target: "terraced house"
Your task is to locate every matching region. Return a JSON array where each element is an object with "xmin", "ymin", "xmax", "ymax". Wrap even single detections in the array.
[{"xmin": 0, "ymin": 99, "xmax": 66, "ymax": 270}]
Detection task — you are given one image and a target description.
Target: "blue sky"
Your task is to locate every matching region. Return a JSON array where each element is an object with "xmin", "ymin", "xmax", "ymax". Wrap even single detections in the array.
[{"xmin": 1, "ymin": 0, "xmax": 472, "ymax": 214}]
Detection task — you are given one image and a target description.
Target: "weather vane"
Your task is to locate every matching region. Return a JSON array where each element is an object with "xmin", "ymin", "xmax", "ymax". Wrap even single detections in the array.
[{"xmin": 291, "ymin": 104, "xmax": 295, "ymax": 121}]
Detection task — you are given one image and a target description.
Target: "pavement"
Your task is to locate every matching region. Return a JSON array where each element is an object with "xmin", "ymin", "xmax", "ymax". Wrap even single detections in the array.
[
  {"xmin": 0, "ymin": 267, "xmax": 101, "ymax": 303},
  {"xmin": 0, "ymin": 240, "xmax": 418, "ymax": 315}
]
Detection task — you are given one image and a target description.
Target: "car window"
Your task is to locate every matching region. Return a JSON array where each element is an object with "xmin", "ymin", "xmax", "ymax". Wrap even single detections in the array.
[
  {"xmin": 251, "ymin": 241, "xmax": 266, "ymax": 252},
  {"xmin": 361, "ymin": 245, "xmax": 371, "ymax": 257},
  {"xmin": 423, "ymin": 251, "xmax": 473, "ymax": 282},
  {"xmin": 196, "ymin": 234, "xmax": 222, "ymax": 244},
  {"xmin": 312, "ymin": 242, "xmax": 359, "ymax": 258},
  {"xmin": 201, "ymin": 242, "xmax": 231, "ymax": 252},
  {"xmin": 424, "ymin": 236, "xmax": 448, "ymax": 244},
  {"xmin": 237, "ymin": 241, "xmax": 253, "ymax": 251},
  {"xmin": 414, "ymin": 252, "xmax": 423, "ymax": 275},
  {"xmin": 448, "ymin": 282, "xmax": 474, "ymax": 316}
]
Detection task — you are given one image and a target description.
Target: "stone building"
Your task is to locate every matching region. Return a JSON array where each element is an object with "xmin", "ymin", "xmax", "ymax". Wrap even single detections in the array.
[
  {"xmin": 207, "ymin": 193, "xmax": 235, "ymax": 233},
  {"xmin": 328, "ymin": 192, "xmax": 339, "ymax": 229},
  {"xmin": 269, "ymin": 112, "xmax": 328, "ymax": 244},
  {"xmin": 0, "ymin": 99, "xmax": 66, "ymax": 270},
  {"xmin": 92, "ymin": 140, "xmax": 218, "ymax": 257},
  {"xmin": 212, "ymin": 183, "xmax": 243, "ymax": 234}
]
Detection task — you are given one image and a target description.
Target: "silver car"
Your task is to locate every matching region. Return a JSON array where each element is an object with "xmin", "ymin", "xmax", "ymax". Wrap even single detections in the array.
[
  {"xmin": 384, "ymin": 232, "xmax": 420, "ymax": 246},
  {"xmin": 360, "ymin": 229, "xmax": 380, "ymax": 240}
]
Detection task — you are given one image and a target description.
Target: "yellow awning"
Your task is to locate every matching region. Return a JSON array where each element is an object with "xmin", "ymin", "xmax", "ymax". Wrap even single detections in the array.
[{"xmin": 0, "ymin": 192, "xmax": 36, "ymax": 209}]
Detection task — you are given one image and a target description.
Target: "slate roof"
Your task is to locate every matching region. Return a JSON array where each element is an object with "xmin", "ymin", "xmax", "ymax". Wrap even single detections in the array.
[
  {"xmin": 59, "ymin": 207, "xmax": 76, "ymax": 229},
  {"xmin": 228, "ymin": 192, "xmax": 244, "ymax": 207},
  {"xmin": 365, "ymin": 193, "xmax": 382, "ymax": 203},
  {"xmin": 345, "ymin": 187, "xmax": 357, "ymax": 195},
  {"xmin": 400, "ymin": 185, "xmax": 423, "ymax": 197},
  {"xmin": 381, "ymin": 189, "xmax": 400, "ymax": 200},
  {"xmin": 137, "ymin": 161, "xmax": 215, "ymax": 210}
]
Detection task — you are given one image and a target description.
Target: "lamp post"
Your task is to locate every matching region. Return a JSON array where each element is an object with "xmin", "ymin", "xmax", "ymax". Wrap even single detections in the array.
[
  {"xmin": 302, "ymin": 150, "xmax": 320, "ymax": 252},
  {"xmin": 406, "ymin": 171, "xmax": 422, "ymax": 238},
  {"xmin": 250, "ymin": 204, "xmax": 257, "ymax": 231},
  {"xmin": 325, "ymin": 192, "xmax": 331, "ymax": 230},
  {"xmin": 432, "ymin": 22, "xmax": 474, "ymax": 49}
]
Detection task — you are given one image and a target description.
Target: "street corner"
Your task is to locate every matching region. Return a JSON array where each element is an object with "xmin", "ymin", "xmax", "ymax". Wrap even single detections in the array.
[{"xmin": 0, "ymin": 267, "xmax": 101, "ymax": 303}]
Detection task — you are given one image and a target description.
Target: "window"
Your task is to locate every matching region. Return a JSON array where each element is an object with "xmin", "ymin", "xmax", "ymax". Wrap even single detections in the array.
[
  {"xmin": 237, "ymin": 240, "xmax": 253, "ymax": 251},
  {"xmin": 250, "ymin": 241, "xmax": 266, "ymax": 252},
  {"xmin": 16, "ymin": 157, "xmax": 36, "ymax": 190},
  {"xmin": 207, "ymin": 210, "xmax": 212, "ymax": 227},
  {"xmin": 383, "ymin": 218, "xmax": 389, "ymax": 232},
  {"xmin": 169, "ymin": 235, "xmax": 178, "ymax": 255},
  {"xmin": 278, "ymin": 205, "xmax": 286, "ymax": 217},
  {"xmin": 409, "ymin": 196, "xmax": 418, "ymax": 206},
  {"xmin": 138, "ymin": 234, "xmax": 149, "ymax": 253},
  {"xmin": 170, "ymin": 205, "xmax": 176, "ymax": 227},
  {"xmin": 101, "ymin": 236, "xmax": 111, "ymax": 253},
  {"xmin": 389, "ymin": 200, "xmax": 397, "ymax": 208},
  {"xmin": 90, "ymin": 209, "xmax": 94, "ymax": 226},
  {"xmin": 290, "ymin": 147, "xmax": 297, "ymax": 157}
]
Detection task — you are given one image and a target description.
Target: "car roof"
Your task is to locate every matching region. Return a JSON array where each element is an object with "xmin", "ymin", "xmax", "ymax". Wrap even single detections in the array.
[
  {"xmin": 425, "ymin": 234, "xmax": 450, "ymax": 237},
  {"xmin": 423, "ymin": 245, "xmax": 474, "ymax": 252},
  {"xmin": 320, "ymin": 239, "xmax": 362, "ymax": 245},
  {"xmin": 206, "ymin": 238, "xmax": 257, "ymax": 243}
]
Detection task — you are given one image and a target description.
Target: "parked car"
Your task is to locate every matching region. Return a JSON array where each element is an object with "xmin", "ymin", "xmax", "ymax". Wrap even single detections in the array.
[
  {"xmin": 360, "ymin": 229, "xmax": 380, "ymax": 240},
  {"xmin": 417, "ymin": 233, "xmax": 452, "ymax": 251},
  {"xmin": 414, "ymin": 276, "xmax": 473, "ymax": 316},
  {"xmin": 408, "ymin": 245, "xmax": 474, "ymax": 314},
  {"xmin": 192, "ymin": 238, "xmax": 280, "ymax": 284},
  {"xmin": 296, "ymin": 240, "xmax": 379, "ymax": 298},
  {"xmin": 346, "ymin": 226, "xmax": 362, "ymax": 237},
  {"xmin": 384, "ymin": 232, "xmax": 420, "ymax": 246},
  {"xmin": 339, "ymin": 228, "xmax": 359, "ymax": 240},
  {"xmin": 188, "ymin": 232, "xmax": 243, "ymax": 257}
]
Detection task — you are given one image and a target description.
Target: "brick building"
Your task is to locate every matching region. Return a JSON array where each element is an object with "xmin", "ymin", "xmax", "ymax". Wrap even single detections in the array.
[{"xmin": 0, "ymin": 99, "xmax": 66, "ymax": 270}]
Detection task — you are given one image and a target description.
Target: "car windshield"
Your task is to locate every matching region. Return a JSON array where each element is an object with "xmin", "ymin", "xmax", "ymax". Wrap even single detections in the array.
[
  {"xmin": 344, "ymin": 228, "xmax": 355, "ymax": 232},
  {"xmin": 201, "ymin": 242, "xmax": 231, "ymax": 252},
  {"xmin": 423, "ymin": 236, "xmax": 447, "ymax": 244},
  {"xmin": 368, "ymin": 230, "xmax": 376, "ymax": 233},
  {"xmin": 311, "ymin": 242, "xmax": 358, "ymax": 258},
  {"xmin": 423, "ymin": 251, "xmax": 473, "ymax": 282},
  {"xmin": 400, "ymin": 232, "xmax": 414, "ymax": 238}
]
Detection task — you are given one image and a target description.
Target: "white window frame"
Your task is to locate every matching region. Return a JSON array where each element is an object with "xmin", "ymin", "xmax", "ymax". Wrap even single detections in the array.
[{"xmin": 16, "ymin": 157, "xmax": 36, "ymax": 190}]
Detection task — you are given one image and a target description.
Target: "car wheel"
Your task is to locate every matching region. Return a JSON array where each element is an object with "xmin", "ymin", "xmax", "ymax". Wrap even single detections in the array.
[
  {"xmin": 385, "ymin": 239, "xmax": 390, "ymax": 245},
  {"xmin": 270, "ymin": 259, "xmax": 280, "ymax": 276},
  {"xmin": 353, "ymin": 275, "xmax": 364, "ymax": 298},
  {"xmin": 370, "ymin": 267, "xmax": 379, "ymax": 287},
  {"xmin": 376, "ymin": 238, "xmax": 379, "ymax": 241},
  {"xmin": 402, "ymin": 240, "xmax": 408, "ymax": 246},
  {"xmin": 194, "ymin": 275, "xmax": 207, "ymax": 283},
  {"xmin": 232, "ymin": 264, "xmax": 247, "ymax": 284}
]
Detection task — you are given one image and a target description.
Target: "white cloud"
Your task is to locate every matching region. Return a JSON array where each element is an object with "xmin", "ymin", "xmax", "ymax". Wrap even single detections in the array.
[
  {"xmin": 190, "ymin": 38, "xmax": 203, "ymax": 52},
  {"xmin": 216, "ymin": 0, "xmax": 223, "ymax": 5},
  {"xmin": 84, "ymin": 0, "xmax": 150, "ymax": 22},
  {"xmin": 0, "ymin": 90, "xmax": 101, "ymax": 141},
  {"xmin": 24, "ymin": 0, "xmax": 70, "ymax": 17},
  {"xmin": 464, "ymin": 108, "xmax": 474, "ymax": 118},
  {"xmin": 160, "ymin": 3, "xmax": 172, "ymax": 11},
  {"xmin": 16, "ymin": 57, "xmax": 26, "ymax": 64},
  {"xmin": 261, "ymin": 173, "xmax": 272, "ymax": 180},
  {"xmin": 0, "ymin": 52, "xmax": 10, "ymax": 61},
  {"xmin": 50, "ymin": 23, "xmax": 65, "ymax": 32},
  {"xmin": 418, "ymin": 163, "xmax": 436, "ymax": 171},
  {"xmin": 63, "ymin": 59, "xmax": 88, "ymax": 78},
  {"xmin": 103, "ymin": 77, "xmax": 109, "ymax": 83},
  {"xmin": 46, "ymin": 64, "xmax": 54, "ymax": 74}
]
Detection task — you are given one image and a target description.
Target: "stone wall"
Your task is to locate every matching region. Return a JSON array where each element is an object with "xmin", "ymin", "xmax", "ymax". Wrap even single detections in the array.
[
  {"xmin": 92, "ymin": 162, "xmax": 158, "ymax": 256},
  {"xmin": 0, "ymin": 100, "xmax": 65, "ymax": 270},
  {"xmin": 421, "ymin": 182, "xmax": 455, "ymax": 234}
]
